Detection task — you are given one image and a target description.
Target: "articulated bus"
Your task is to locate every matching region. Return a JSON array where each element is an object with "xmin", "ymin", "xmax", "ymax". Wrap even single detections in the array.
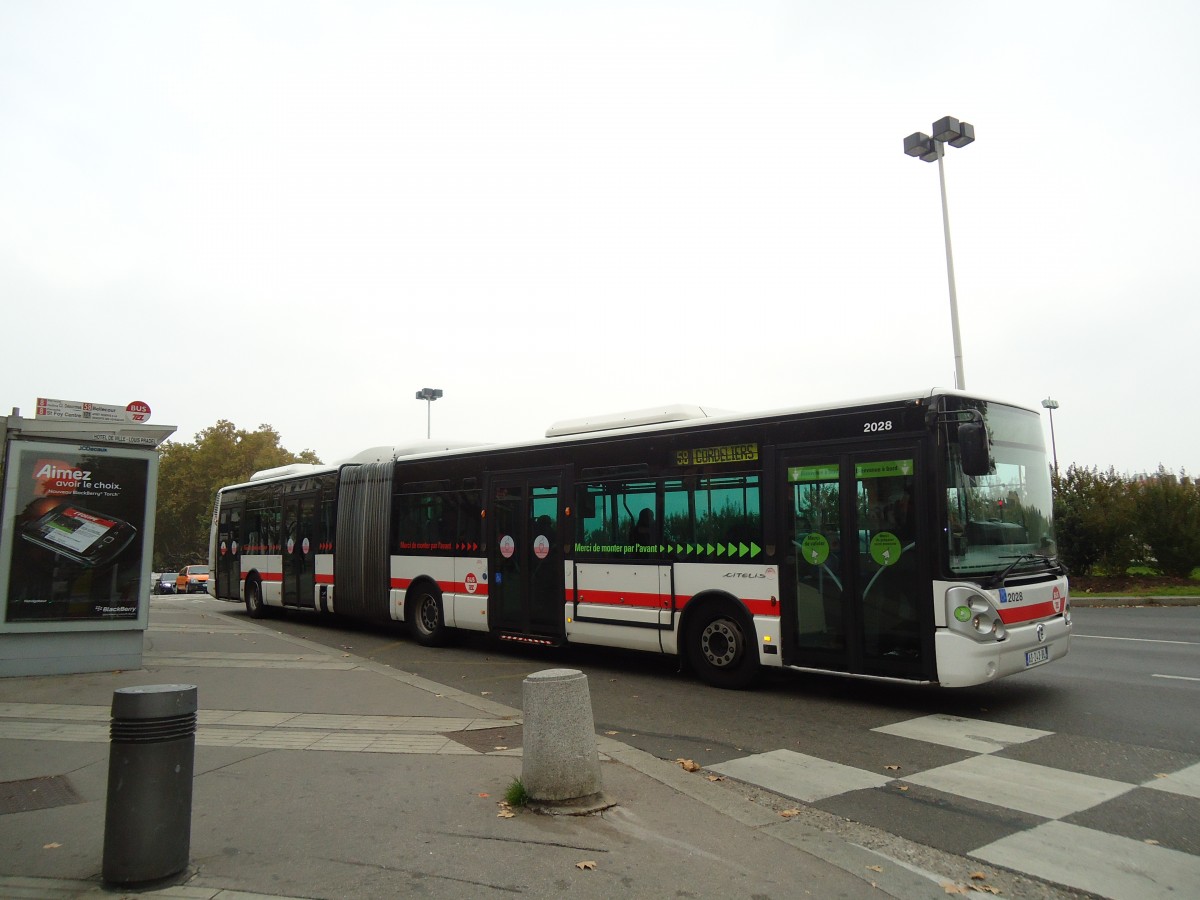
[{"xmin": 208, "ymin": 389, "xmax": 1070, "ymax": 689}]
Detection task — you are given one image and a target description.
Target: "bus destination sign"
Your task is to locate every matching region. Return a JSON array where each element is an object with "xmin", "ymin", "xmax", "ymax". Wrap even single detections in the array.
[{"xmin": 675, "ymin": 443, "xmax": 758, "ymax": 467}]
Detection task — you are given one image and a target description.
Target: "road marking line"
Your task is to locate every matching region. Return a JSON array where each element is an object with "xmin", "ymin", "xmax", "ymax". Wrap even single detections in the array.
[{"xmin": 1152, "ymin": 673, "xmax": 1200, "ymax": 682}]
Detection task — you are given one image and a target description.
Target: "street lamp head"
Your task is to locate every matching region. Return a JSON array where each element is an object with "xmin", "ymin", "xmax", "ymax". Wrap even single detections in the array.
[
  {"xmin": 905, "ymin": 120, "xmax": 974, "ymax": 162},
  {"xmin": 948, "ymin": 121, "xmax": 975, "ymax": 148},
  {"xmin": 932, "ymin": 117, "xmax": 976, "ymax": 147},
  {"xmin": 415, "ymin": 388, "xmax": 443, "ymax": 402},
  {"xmin": 904, "ymin": 131, "xmax": 934, "ymax": 159},
  {"xmin": 1041, "ymin": 398, "xmax": 1059, "ymax": 410}
]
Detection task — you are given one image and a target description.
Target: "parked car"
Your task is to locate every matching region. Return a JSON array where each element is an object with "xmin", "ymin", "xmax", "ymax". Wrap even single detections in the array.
[
  {"xmin": 153, "ymin": 572, "xmax": 176, "ymax": 594},
  {"xmin": 176, "ymin": 565, "xmax": 210, "ymax": 594}
]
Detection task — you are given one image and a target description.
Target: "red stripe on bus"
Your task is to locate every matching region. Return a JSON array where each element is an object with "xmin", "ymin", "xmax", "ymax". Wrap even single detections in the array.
[
  {"xmin": 572, "ymin": 589, "xmax": 666, "ymax": 609},
  {"xmin": 998, "ymin": 601, "xmax": 1061, "ymax": 624},
  {"xmin": 389, "ymin": 577, "xmax": 488, "ymax": 598},
  {"xmin": 570, "ymin": 589, "xmax": 778, "ymax": 619}
]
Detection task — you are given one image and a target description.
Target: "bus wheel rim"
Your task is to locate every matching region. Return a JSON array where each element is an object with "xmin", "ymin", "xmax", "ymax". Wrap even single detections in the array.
[{"xmin": 700, "ymin": 619, "xmax": 740, "ymax": 668}]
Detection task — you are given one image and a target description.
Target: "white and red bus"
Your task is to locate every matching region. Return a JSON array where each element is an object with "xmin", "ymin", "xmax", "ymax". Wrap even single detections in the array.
[{"xmin": 208, "ymin": 389, "xmax": 1070, "ymax": 688}]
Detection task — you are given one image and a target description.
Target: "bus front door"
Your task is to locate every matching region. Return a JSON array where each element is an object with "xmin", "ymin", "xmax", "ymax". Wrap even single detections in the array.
[
  {"xmin": 780, "ymin": 450, "xmax": 931, "ymax": 680},
  {"xmin": 487, "ymin": 471, "xmax": 565, "ymax": 641},
  {"xmin": 215, "ymin": 502, "xmax": 242, "ymax": 600},
  {"xmin": 281, "ymin": 493, "xmax": 317, "ymax": 608}
]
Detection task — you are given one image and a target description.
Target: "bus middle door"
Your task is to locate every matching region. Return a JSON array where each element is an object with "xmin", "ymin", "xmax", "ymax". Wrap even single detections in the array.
[{"xmin": 486, "ymin": 471, "xmax": 566, "ymax": 641}]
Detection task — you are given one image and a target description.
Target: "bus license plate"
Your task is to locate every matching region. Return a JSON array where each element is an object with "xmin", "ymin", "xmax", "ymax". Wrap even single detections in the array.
[{"xmin": 1025, "ymin": 646, "xmax": 1049, "ymax": 667}]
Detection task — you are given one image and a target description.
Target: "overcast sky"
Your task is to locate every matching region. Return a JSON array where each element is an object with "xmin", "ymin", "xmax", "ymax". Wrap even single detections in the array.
[{"xmin": 3, "ymin": 2, "xmax": 1196, "ymax": 475}]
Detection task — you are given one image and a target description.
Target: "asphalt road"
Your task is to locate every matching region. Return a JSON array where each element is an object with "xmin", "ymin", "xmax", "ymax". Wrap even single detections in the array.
[
  {"xmin": 208, "ymin": 601, "xmax": 1199, "ymax": 766},
  {"xmin": 206, "ymin": 600, "xmax": 1200, "ymax": 896}
]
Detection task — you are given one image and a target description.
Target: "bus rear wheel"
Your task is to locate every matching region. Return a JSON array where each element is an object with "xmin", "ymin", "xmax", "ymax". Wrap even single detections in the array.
[
  {"xmin": 687, "ymin": 605, "xmax": 759, "ymax": 690},
  {"xmin": 245, "ymin": 579, "xmax": 266, "ymax": 619},
  {"xmin": 407, "ymin": 585, "xmax": 447, "ymax": 647}
]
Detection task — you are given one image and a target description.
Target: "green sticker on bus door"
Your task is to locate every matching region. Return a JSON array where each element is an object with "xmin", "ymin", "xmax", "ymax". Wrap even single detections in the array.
[
  {"xmin": 800, "ymin": 532, "xmax": 830, "ymax": 566},
  {"xmin": 870, "ymin": 531, "xmax": 902, "ymax": 566}
]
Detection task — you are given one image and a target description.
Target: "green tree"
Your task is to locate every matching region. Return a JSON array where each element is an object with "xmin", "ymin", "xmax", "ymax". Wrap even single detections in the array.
[
  {"xmin": 1052, "ymin": 465, "xmax": 1137, "ymax": 575},
  {"xmin": 154, "ymin": 421, "xmax": 320, "ymax": 570},
  {"xmin": 1131, "ymin": 467, "xmax": 1200, "ymax": 577}
]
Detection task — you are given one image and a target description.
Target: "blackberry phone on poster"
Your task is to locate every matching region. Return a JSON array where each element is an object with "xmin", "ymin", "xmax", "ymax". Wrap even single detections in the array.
[{"xmin": 20, "ymin": 504, "xmax": 138, "ymax": 568}]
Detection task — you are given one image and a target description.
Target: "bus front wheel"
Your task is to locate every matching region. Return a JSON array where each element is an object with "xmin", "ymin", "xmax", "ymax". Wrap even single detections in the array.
[
  {"xmin": 245, "ymin": 579, "xmax": 266, "ymax": 619},
  {"xmin": 407, "ymin": 585, "xmax": 447, "ymax": 647},
  {"xmin": 687, "ymin": 605, "xmax": 759, "ymax": 690}
]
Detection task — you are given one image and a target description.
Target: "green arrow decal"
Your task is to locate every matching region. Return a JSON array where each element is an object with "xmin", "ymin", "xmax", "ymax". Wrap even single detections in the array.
[{"xmin": 750, "ymin": 542, "xmax": 761, "ymax": 558}]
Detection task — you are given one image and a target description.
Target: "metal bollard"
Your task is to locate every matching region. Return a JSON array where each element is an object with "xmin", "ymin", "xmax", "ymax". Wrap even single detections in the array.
[{"xmin": 102, "ymin": 684, "xmax": 198, "ymax": 885}]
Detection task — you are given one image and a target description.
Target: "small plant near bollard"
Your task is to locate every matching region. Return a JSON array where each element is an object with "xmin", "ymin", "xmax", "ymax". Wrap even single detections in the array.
[{"xmin": 505, "ymin": 777, "xmax": 529, "ymax": 808}]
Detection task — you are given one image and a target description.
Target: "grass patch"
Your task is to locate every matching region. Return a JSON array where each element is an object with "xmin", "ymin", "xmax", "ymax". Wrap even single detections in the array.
[
  {"xmin": 504, "ymin": 778, "xmax": 529, "ymax": 808},
  {"xmin": 1071, "ymin": 573, "xmax": 1200, "ymax": 597}
]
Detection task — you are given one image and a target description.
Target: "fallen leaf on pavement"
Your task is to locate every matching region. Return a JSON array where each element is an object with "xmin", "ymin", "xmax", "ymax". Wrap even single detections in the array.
[
  {"xmin": 604, "ymin": 730, "xmax": 619, "ymax": 735},
  {"xmin": 576, "ymin": 860, "xmax": 597, "ymax": 870},
  {"xmin": 779, "ymin": 808, "xmax": 801, "ymax": 818},
  {"xmin": 43, "ymin": 843, "xmax": 62, "ymax": 850},
  {"xmin": 1144, "ymin": 839, "xmax": 1160, "ymax": 845},
  {"xmin": 970, "ymin": 872, "xmax": 988, "ymax": 880},
  {"xmin": 941, "ymin": 883, "xmax": 970, "ymax": 895},
  {"xmin": 493, "ymin": 746, "xmax": 508, "ymax": 751},
  {"xmin": 885, "ymin": 764, "xmax": 901, "ymax": 771},
  {"xmin": 497, "ymin": 810, "xmax": 515, "ymax": 818},
  {"xmin": 705, "ymin": 775, "xmax": 724, "ymax": 782},
  {"xmin": 866, "ymin": 865, "xmax": 883, "ymax": 872},
  {"xmin": 676, "ymin": 758, "xmax": 700, "ymax": 772}
]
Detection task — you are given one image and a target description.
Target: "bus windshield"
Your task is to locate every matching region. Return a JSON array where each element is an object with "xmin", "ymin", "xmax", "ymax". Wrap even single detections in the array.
[{"xmin": 944, "ymin": 400, "xmax": 1057, "ymax": 577}]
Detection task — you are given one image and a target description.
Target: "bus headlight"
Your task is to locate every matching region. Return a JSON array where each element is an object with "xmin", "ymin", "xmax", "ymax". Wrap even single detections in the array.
[{"xmin": 947, "ymin": 586, "xmax": 1007, "ymax": 643}]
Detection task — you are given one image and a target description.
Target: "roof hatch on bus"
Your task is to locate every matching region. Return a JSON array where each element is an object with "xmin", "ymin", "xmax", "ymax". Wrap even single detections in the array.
[{"xmin": 546, "ymin": 404, "xmax": 731, "ymax": 438}]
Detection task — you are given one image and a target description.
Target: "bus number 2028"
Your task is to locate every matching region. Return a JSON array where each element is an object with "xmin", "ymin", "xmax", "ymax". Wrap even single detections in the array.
[{"xmin": 864, "ymin": 421, "xmax": 893, "ymax": 433}]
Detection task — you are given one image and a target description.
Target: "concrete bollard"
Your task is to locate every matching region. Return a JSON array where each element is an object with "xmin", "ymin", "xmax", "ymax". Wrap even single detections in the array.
[
  {"xmin": 521, "ymin": 668, "xmax": 611, "ymax": 812},
  {"xmin": 102, "ymin": 684, "xmax": 198, "ymax": 885}
]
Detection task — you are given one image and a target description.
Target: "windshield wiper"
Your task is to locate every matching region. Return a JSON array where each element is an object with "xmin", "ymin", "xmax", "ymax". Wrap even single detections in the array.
[{"xmin": 984, "ymin": 553, "xmax": 1056, "ymax": 589}]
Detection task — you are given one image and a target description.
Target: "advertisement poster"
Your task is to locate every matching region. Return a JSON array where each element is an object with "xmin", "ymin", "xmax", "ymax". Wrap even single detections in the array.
[{"xmin": 2, "ymin": 440, "xmax": 150, "ymax": 623}]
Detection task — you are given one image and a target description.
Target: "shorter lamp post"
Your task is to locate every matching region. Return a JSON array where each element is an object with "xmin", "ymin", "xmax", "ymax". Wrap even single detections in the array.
[
  {"xmin": 415, "ymin": 388, "xmax": 443, "ymax": 439},
  {"xmin": 1041, "ymin": 397, "xmax": 1060, "ymax": 476}
]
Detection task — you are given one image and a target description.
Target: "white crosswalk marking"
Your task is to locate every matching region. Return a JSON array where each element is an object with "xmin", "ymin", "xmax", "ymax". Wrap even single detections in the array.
[
  {"xmin": 902, "ymin": 755, "xmax": 1131, "ymax": 818},
  {"xmin": 1143, "ymin": 760, "xmax": 1200, "ymax": 800},
  {"xmin": 872, "ymin": 713, "xmax": 1051, "ymax": 752},
  {"xmin": 705, "ymin": 713, "xmax": 1200, "ymax": 900},
  {"xmin": 973, "ymin": 821, "xmax": 1200, "ymax": 900},
  {"xmin": 709, "ymin": 749, "xmax": 892, "ymax": 801}
]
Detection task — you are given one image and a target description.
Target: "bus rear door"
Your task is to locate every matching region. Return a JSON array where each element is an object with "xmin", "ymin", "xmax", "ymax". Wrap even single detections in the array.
[
  {"xmin": 282, "ymin": 493, "xmax": 317, "ymax": 608},
  {"xmin": 215, "ymin": 501, "xmax": 242, "ymax": 600}
]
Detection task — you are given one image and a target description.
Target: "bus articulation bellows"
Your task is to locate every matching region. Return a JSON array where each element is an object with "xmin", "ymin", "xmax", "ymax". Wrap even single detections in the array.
[{"xmin": 209, "ymin": 389, "xmax": 1070, "ymax": 688}]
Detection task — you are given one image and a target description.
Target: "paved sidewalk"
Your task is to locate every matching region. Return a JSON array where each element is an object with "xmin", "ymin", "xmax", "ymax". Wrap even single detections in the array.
[{"xmin": 0, "ymin": 595, "xmax": 994, "ymax": 899}]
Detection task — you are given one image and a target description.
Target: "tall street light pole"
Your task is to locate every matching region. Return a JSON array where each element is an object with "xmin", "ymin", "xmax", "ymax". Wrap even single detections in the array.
[
  {"xmin": 904, "ymin": 116, "xmax": 975, "ymax": 391},
  {"xmin": 415, "ymin": 388, "xmax": 443, "ymax": 439},
  {"xmin": 1041, "ymin": 397, "xmax": 1060, "ymax": 476}
]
